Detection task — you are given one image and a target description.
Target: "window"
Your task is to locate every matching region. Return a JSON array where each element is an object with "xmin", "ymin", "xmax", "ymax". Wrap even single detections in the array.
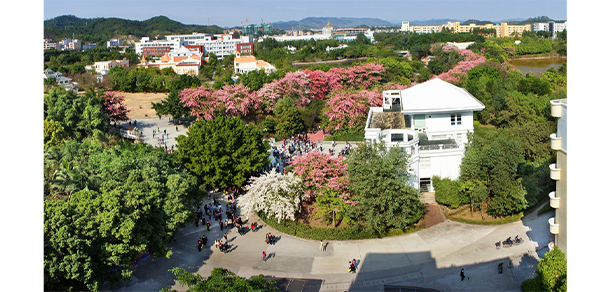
[
  {"xmin": 391, "ymin": 133, "xmax": 404, "ymax": 142},
  {"xmin": 451, "ymin": 114, "xmax": 462, "ymax": 126}
]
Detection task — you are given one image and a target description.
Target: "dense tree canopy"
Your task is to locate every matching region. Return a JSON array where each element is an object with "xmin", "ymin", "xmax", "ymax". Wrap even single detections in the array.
[
  {"xmin": 175, "ymin": 116, "xmax": 270, "ymax": 189},
  {"xmin": 44, "ymin": 87, "xmax": 109, "ymax": 142},
  {"xmin": 44, "ymin": 139, "xmax": 200, "ymax": 291},
  {"xmin": 522, "ymin": 246, "xmax": 567, "ymax": 292},
  {"xmin": 161, "ymin": 267, "xmax": 278, "ymax": 292},
  {"xmin": 345, "ymin": 142, "xmax": 424, "ymax": 233}
]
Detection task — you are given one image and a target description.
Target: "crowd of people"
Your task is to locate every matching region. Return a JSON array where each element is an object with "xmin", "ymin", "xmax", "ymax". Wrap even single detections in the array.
[{"xmin": 266, "ymin": 134, "xmax": 356, "ymax": 173}]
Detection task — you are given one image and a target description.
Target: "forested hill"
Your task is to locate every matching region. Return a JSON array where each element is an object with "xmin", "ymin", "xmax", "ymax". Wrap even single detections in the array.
[
  {"xmin": 272, "ymin": 17, "xmax": 394, "ymax": 30},
  {"xmin": 44, "ymin": 15, "xmax": 224, "ymax": 45}
]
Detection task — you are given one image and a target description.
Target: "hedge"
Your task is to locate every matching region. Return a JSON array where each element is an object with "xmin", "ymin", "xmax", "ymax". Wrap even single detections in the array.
[{"xmin": 257, "ymin": 211, "xmax": 421, "ymax": 240}]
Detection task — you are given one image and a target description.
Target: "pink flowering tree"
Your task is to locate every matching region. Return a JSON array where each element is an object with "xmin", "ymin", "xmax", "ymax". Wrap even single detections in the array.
[
  {"xmin": 324, "ymin": 90, "xmax": 382, "ymax": 130},
  {"xmin": 436, "ymin": 49, "xmax": 487, "ymax": 83},
  {"xmin": 290, "ymin": 151, "xmax": 355, "ymax": 226},
  {"xmin": 102, "ymin": 91, "xmax": 132, "ymax": 124},
  {"xmin": 255, "ymin": 71, "xmax": 312, "ymax": 111},
  {"xmin": 303, "ymin": 69, "xmax": 332, "ymax": 100},
  {"xmin": 290, "ymin": 151, "xmax": 349, "ymax": 199},
  {"xmin": 214, "ymin": 83, "xmax": 262, "ymax": 118},
  {"xmin": 326, "ymin": 62, "xmax": 386, "ymax": 91},
  {"xmin": 179, "ymin": 85, "xmax": 218, "ymax": 120}
]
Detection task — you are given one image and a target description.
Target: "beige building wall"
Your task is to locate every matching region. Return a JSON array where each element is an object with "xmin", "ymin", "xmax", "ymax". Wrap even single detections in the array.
[{"xmin": 555, "ymin": 150, "xmax": 567, "ymax": 257}]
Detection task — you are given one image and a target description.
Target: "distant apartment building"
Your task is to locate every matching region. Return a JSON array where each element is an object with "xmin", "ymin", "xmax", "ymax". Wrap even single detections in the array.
[
  {"xmin": 233, "ymin": 55, "xmax": 276, "ymax": 75},
  {"xmin": 135, "ymin": 37, "xmax": 181, "ymax": 57},
  {"xmin": 548, "ymin": 98, "xmax": 567, "ymax": 258},
  {"xmin": 531, "ymin": 21, "xmax": 567, "ymax": 39},
  {"xmin": 549, "ymin": 21, "xmax": 567, "ymax": 39},
  {"xmin": 85, "ymin": 58, "xmax": 130, "ymax": 75},
  {"xmin": 401, "ymin": 21, "xmax": 531, "ymax": 37},
  {"xmin": 107, "ymin": 38, "xmax": 123, "ymax": 48},
  {"xmin": 82, "ymin": 43, "xmax": 97, "ymax": 50},
  {"xmin": 44, "ymin": 39, "xmax": 60, "ymax": 50},
  {"xmin": 242, "ymin": 23, "xmax": 273, "ymax": 35},
  {"xmin": 236, "ymin": 42, "xmax": 254, "ymax": 55},
  {"xmin": 137, "ymin": 45, "xmax": 203, "ymax": 75},
  {"xmin": 135, "ymin": 33, "xmax": 252, "ymax": 59}
]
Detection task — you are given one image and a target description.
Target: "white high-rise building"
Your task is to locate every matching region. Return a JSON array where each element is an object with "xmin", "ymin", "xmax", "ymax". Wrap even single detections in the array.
[{"xmin": 548, "ymin": 98, "xmax": 567, "ymax": 257}]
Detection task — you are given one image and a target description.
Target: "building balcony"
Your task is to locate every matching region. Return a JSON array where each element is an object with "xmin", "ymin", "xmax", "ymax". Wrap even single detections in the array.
[
  {"xmin": 418, "ymin": 133, "xmax": 459, "ymax": 151},
  {"xmin": 549, "ymin": 217, "xmax": 559, "ymax": 234},
  {"xmin": 549, "ymin": 163, "xmax": 561, "ymax": 180},
  {"xmin": 549, "ymin": 191, "xmax": 560, "ymax": 208},
  {"xmin": 550, "ymin": 133, "xmax": 561, "ymax": 150},
  {"xmin": 550, "ymin": 99, "xmax": 565, "ymax": 117}
]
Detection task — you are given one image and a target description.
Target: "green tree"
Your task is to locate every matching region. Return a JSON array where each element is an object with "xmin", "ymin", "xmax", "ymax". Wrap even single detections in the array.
[
  {"xmin": 44, "ymin": 141, "xmax": 199, "ymax": 291},
  {"xmin": 346, "ymin": 141, "xmax": 423, "ymax": 233},
  {"xmin": 274, "ymin": 97, "xmax": 305, "ymax": 139},
  {"xmin": 518, "ymin": 73, "xmax": 552, "ymax": 96},
  {"xmin": 522, "ymin": 246, "xmax": 567, "ymax": 292},
  {"xmin": 161, "ymin": 267, "xmax": 279, "ymax": 292},
  {"xmin": 315, "ymin": 188, "xmax": 351, "ymax": 227},
  {"xmin": 44, "ymin": 87, "xmax": 108, "ymax": 140},
  {"xmin": 460, "ymin": 132, "xmax": 528, "ymax": 217},
  {"xmin": 175, "ymin": 116, "xmax": 270, "ymax": 189},
  {"xmin": 44, "ymin": 119, "xmax": 67, "ymax": 150},
  {"xmin": 151, "ymin": 90, "xmax": 191, "ymax": 123}
]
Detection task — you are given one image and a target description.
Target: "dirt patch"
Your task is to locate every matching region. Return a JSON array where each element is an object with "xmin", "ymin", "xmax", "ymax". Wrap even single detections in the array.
[
  {"xmin": 120, "ymin": 92, "xmax": 169, "ymax": 120},
  {"xmin": 423, "ymin": 204, "xmax": 445, "ymax": 228},
  {"xmin": 295, "ymin": 200, "xmax": 346, "ymax": 228},
  {"xmin": 441, "ymin": 203, "xmax": 520, "ymax": 222}
]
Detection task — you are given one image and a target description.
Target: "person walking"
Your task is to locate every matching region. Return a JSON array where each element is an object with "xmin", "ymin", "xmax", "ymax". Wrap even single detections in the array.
[
  {"xmin": 224, "ymin": 232, "xmax": 228, "ymax": 242},
  {"xmin": 320, "ymin": 240, "xmax": 324, "ymax": 252},
  {"xmin": 220, "ymin": 220, "xmax": 224, "ymax": 231},
  {"xmin": 176, "ymin": 126, "xmax": 178, "ymax": 131},
  {"xmin": 197, "ymin": 238, "xmax": 202, "ymax": 252},
  {"xmin": 460, "ymin": 268, "xmax": 465, "ymax": 281},
  {"xmin": 206, "ymin": 221, "xmax": 211, "ymax": 231},
  {"xmin": 498, "ymin": 262, "xmax": 504, "ymax": 274},
  {"xmin": 262, "ymin": 251, "xmax": 267, "ymax": 261}
]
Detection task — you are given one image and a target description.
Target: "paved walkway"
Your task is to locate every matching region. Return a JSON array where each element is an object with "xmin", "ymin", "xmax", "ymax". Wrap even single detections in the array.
[
  {"xmin": 102, "ymin": 119, "xmax": 553, "ymax": 292},
  {"xmin": 104, "ymin": 188, "xmax": 552, "ymax": 292}
]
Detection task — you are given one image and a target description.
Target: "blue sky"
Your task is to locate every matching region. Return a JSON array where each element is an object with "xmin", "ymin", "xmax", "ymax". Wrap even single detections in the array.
[{"xmin": 44, "ymin": 0, "xmax": 567, "ymax": 27}]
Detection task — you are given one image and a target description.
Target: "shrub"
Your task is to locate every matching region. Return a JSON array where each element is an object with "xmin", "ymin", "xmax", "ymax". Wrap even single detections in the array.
[{"xmin": 432, "ymin": 176, "xmax": 466, "ymax": 208}]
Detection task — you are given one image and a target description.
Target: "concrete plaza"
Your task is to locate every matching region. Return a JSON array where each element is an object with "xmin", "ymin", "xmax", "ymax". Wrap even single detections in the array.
[
  {"xmin": 105, "ymin": 191, "xmax": 552, "ymax": 292},
  {"xmin": 103, "ymin": 117, "xmax": 552, "ymax": 292}
]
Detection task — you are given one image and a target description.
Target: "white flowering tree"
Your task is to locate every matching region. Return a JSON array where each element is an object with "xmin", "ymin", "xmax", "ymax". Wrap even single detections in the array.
[{"xmin": 238, "ymin": 170, "xmax": 308, "ymax": 223}]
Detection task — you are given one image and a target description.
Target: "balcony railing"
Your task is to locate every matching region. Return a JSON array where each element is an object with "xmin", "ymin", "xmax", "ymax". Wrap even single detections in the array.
[
  {"xmin": 419, "ymin": 143, "xmax": 460, "ymax": 151},
  {"xmin": 551, "ymin": 102, "xmax": 563, "ymax": 117},
  {"xmin": 549, "ymin": 163, "xmax": 561, "ymax": 180},
  {"xmin": 548, "ymin": 217, "xmax": 559, "ymax": 234},
  {"xmin": 550, "ymin": 133, "xmax": 561, "ymax": 151},
  {"xmin": 549, "ymin": 191, "xmax": 560, "ymax": 209}
]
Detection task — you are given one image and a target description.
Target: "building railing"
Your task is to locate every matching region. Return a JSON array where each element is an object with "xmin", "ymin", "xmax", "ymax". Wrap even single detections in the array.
[{"xmin": 419, "ymin": 143, "xmax": 460, "ymax": 151}]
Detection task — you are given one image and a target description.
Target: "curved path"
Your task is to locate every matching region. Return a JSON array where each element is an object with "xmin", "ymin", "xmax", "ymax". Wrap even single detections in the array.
[
  {"xmin": 106, "ymin": 192, "xmax": 552, "ymax": 292},
  {"xmin": 104, "ymin": 118, "xmax": 553, "ymax": 292}
]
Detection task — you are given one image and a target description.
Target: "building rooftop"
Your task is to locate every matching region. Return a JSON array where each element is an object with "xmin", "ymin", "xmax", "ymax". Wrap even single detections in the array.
[
  {"xmin": 400, "ymin": 78, "xmax": 485, "ymax": 113},
  {"xmin": 369, "ymin": 112, "xmax": 407, "ymax": 130}
]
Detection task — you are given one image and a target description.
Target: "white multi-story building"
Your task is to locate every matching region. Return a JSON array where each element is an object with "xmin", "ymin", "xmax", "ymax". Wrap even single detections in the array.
[
  {"xmin": 549, "ymin": 21, "xmax": 567, "ymax": 39},
  {"xmin": 364, "ymin": 78, "xmax": 485, "ymax": 191},
  {"xmin": 107, "ymin": 38, "xmax": 123, "ymax": 48},
  {"xmin": 136, "ymin": 33, "xmax": 253, "ymax": 59},
  {"xmin": 85, "ymin": 58, "xmax": 130, "ymax": 75},
  {"xmin": 233, "ymin": 56, "xmax": 276, "ymax": 75},
  {"xmin": 548, "ymin": 98, "xmax": 567, "ymax": 257},
  {"xmin": 531, "ymin": 21, "xmax": 567, "ymax": 39}
]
